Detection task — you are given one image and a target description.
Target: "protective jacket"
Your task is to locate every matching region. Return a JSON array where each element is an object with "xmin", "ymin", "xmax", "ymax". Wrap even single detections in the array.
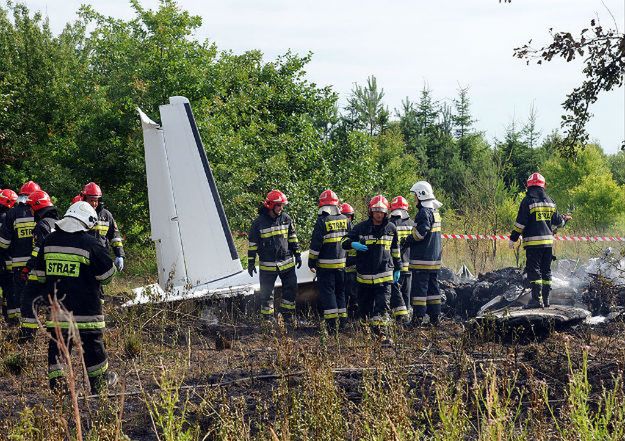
[
  {"xmin": 92, "ymin": 205, "xmax": 124, "ymax": 258},
  {"xmin": 510, "ymin": 187, "xmax": 566, "ymax": 248},
  {"xmin": 27, "ymin": 206, "xmax": 59, "ymax": 273},
  {"xmin": 0, "ymin": 207, "xmax": 9, "ymax": 271},
  {"xmin": 309, "ymin": 212, "xmax": 348, "ymax": 270},
  {"xmin": 405, "ymin": 206, "xmax": 442, "ymax": 271},
  {"xmin": 390, "ymin": 214, "xmax": 414, "ymax": 273},
  {"xmin": 248, "ymin": 209, "xmax": 300, "ymax": 272},
  {"xmin": 0, "ymin": 204, "xmax": 36, "ymax": 270},
  {"xmin": 342, "ymin": 218, "xmax": 401, "ymax": 285},
  {"xmin": 34, "ymin": 229, "xmax": 116, "ymax": 330}
]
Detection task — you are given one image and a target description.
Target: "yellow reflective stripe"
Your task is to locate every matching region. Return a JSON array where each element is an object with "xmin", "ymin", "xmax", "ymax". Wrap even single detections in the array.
[
  {"xmin": 523, "ymin": 240, "xmax": 553, "ymax": 247},
  {"xmin": 111, "ymin": 242, "xmax": 123, "ymax": 247},
  {"xmin": 87, "ymin": 361, "xmax": 108, "ymax": 378},
  {"xmin": 45, "ymin": 321, "xmax": 106, "ymax": 330},
  {"xmin": 248, "ymin": 246, "xmax": 258, "ymax": 251},
  {"xmin": 391, "ymin": 251, "xmax": 401, "ymax": 258},
  {"xmin": 356, "ymin": 275, "xmax": 393, "ymax": 284},
  {"xmin": 27, "ymin": 274, "xmax": 38, "ymax": 281},
  {"xmin": 288, "ymin": 238, "xmax": 298, "ymax": 243},
  {"xmin": 409, "ymin": 264, "xmax": 442, "ymax": 270},
  {"xmin": 44, "ymin": 253, "xmax": 89, "ymax": 265},
  {"xmin": 260, "ymin": 229, "xmax": 288, "ymax": 238},
  {"xmin": 21, "ymin": 322, "xmax": 39, "ymax": 329},
  {"xmin": 364, "ymin": 239, "xmax": 392, "ymax": 246},
  {"xmin": 48, "ymin": 369, "xmax": 65, "ymax": 380},
  {"xmin": 317, "ymin": 262, "xmax": 346, "ymax": 269},
  {"xmin": 322, "ymin": 237, "xmax": 343, "ymax": 243},
  {"xmin": 431, "ymin": 227, "xmax": 441, "ymax": 232}
]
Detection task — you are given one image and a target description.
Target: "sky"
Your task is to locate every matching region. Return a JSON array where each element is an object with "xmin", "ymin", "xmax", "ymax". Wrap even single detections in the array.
[{"xmin": 23, "ymin": 0, "xmax": 625, "ymax": 153}]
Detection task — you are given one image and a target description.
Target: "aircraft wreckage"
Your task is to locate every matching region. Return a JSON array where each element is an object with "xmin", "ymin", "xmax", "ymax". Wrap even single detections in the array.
[{"xmin": 126, "ymin": 97, "xmax": 625, "ymax": 337}]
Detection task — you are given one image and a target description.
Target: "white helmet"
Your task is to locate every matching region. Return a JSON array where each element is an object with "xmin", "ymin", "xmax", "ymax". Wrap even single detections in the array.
[
  {"xmin": 410, "ymin": 181, "xmax": 435, "ymax": 201},
  {"xmin": 56, "ymin": 201, "xmax": 98, "ymax": 233},
  {"xmin": 410, "ymin": 181, "xmax": 442, "ymax": 209}
]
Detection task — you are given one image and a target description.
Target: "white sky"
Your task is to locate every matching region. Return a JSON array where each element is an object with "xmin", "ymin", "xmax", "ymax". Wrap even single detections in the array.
[{"xmin": 24, "ymin": 0, "xmax": 625, "ymax": 153}]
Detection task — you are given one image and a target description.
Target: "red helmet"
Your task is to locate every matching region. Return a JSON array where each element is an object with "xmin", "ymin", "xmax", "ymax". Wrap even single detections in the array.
[
  {"xmin": 527, "ymin": 172, "xmax": 546, "ymax": 188},
  {"xmin": 0, "ymin": 189, "xmax": 18, "ymax": 208},
  {"xmin": 263, "ymin": 190, "xmax": 288, "ymax": 210},
  {"xmin": 82, "ymin": 182, "xmax": 103, "ymax": 198},
  {"xmin": 340, "ymin": 203, "xmax": 354, "ymax": 216},
  {"xmin": 318, "ymin": 189, "xmax": 339, "ymax": 207},
  {"xmin": 368, "ymin": 195, "xmax": 389, "ymax": 214},
  {"xmin": 26, "ymin": 190, "xmax": 53, "ymax": 212},
  {"xmin": 390, "ymin": 196, "xmax": 409, "ymax": 211},
  {"xmin": 19, "ymin": 181, "xmax": 41, "ymax": 196},
  {"xmin": 71, "ymin": 194, "xmax": 83, "ymax": 204}
]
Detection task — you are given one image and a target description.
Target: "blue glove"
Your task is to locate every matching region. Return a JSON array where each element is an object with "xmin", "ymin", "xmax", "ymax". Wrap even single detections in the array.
[
  {"xmin": 351, "ymin": 242, "xmax": 368, "ymax": 252},
  {"xmin": 393, "ymin": 270, "xmax": 401, "ymax": 284},
  {"xmin": 114, "ymin": 257, "xmax": 124, "ymax": 272}
]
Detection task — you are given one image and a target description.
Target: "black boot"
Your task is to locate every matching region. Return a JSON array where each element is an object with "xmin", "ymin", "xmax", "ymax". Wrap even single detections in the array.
[
  {"xmin": 542, "ymin": 288, "xmax": 551, "ymax": 308},
  {"xmin": 525, "ymin": 287, "xmax": 543, "ymax": 309}
]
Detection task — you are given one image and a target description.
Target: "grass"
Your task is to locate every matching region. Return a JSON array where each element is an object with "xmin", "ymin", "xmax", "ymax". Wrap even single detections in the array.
[{"xmin": 0, "ymin": 241, "xmax": 623, "ymax": 440}]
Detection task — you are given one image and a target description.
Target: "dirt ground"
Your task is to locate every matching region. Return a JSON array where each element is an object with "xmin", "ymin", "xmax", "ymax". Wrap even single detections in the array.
[{"xmin": 2, "ymin": 293, "xmax": 625, "ymax": 440}]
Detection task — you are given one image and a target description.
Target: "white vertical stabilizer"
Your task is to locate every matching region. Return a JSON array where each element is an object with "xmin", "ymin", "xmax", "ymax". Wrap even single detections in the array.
[{"xmin": 139, "ymin": 97, "xmax": 243, "ymax": 290}]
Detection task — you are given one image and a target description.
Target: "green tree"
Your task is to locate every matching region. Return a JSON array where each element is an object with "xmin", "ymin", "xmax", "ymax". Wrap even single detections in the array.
[
  {"xmin": 345, "ymin": 75, "xmax": 389, "ymax": 136},
  {"xmin": 609, "ymin": 151, "xmax": 625, "ymax": 186},
  {"xmin": 570, "ymin": 173, "xmax": 625, "ymax": 231}
]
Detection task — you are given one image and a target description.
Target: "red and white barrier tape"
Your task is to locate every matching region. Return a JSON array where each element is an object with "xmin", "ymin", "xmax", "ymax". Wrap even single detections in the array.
[{"xmin": 442, "ymin": 234, "xmax": 625, "ymax": 242}]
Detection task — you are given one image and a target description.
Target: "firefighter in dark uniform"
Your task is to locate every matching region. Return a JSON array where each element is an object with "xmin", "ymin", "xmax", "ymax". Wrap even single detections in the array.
[
  {"xmin": 340, "ymin": 203, "xmax": 358, "ymax": 319},
  {"xmin": 19, "ymin": 191, "xmax": 59, "ymax": 342},
  {"xmin": 0, "ymin": 181, "xmax": 41, "ymax": 325},
  {"xmin": 33, "ymin": 201, "xmax": 117, "ymax": 393},
  {"xmin": 341, "ymin": 195, "xmax": 401, "ymax": 342},
  {"xmin": 509, "ymin": 173, "xmax": 571, "ymax": 308},
  {"xmin": 0, "ymin": 189, "xmax": 18, "ymax": 322},
  {"xmin": 247, "ymin": 190, "xmax": 302, "ymax": 321},
  {"xmin": 80, "ymin": 182, "xmax": 125, "ymax": 272},
  {"xmin": 308, "ymin": 190, "xmax": 349, "ymax": 331},
  {"xmin": 389, "ymin": 196, "xmax": 414, "ymax": 323},
  {"xmin": 404, "ymin": 181, "xmax": 443, "ymax": 326}
]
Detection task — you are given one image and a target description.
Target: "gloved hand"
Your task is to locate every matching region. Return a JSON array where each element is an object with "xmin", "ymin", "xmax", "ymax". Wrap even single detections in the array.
[
  {"xmin": 351, "ymin": 242, "xmax": 368, "ymax": 252},
  {"xmin": 295, "ymin": 254, "xmax": 302, "ymax": 269},
  {"xmin": 19, "ymin": 267, "xmax": 30, "ymax": 282},
  {"xmin": 114, "ymin": 257, "xmax": 124, "ymax": 272},
  {"xmin": 248, "ymin": 265, "xmax": 257, "ymax": 277},
  {"xmin": 393, "ymin": 270, "xmax": 401, "ymax": 284},
  {"xmin": 508, "ymin": 239, "xmax": 515, "ymax": 250}
]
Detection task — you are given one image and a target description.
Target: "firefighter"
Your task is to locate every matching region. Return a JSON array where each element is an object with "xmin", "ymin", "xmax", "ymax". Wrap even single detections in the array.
[
  {"xmin": 19, "ymin": 191, "xmax": 59, "ymax": 342},
  {"xmin": 34, "ymin": 201, "xmax": 117, "ymax": 393},
  {"xmin": 404, "ymin": 181, "xmax": 443, "ymax": 326},
  {"xmin": 80, "ymin": 182, "xmax": 124, "ymax": 272},
  {"xmin": 0, "ymin": 181, "xmax": 41, "ymax": 325},
  {"xmin": 389, "ymin": 196, "xmax": 414, "ymax": 323},
  {"xmin": 247, "ymin": 190, "xmax": 302, "ymax": 321},
  {"xmin": 340, "ymin": 203, "xmax": 358, "ymax": 319},
  {"xmin": 341, "ymin": 195, "xmax": 401, "ymax": 342},
  {"xmin": 0, "ymin": 189, "xmax": 18, "ymax": 322},
  {"xmin": 509, "ymin": 173, "xmax": 571, "ymax": 308},
  {"xmin": 309, "ymin": 190, "xmax": 348, "ymax": 331}
]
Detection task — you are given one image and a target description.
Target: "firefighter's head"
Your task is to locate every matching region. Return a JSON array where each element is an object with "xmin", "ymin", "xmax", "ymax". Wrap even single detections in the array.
[
  {"xmin": 26, "ymin": 190, "xmax": 54, "ymax": 216},
  {"xmin": 318, "ymin": 189, "xmax": 340, "ymax": 215},
  {"xmin": 390, "ymin": 196, "xmax": 409, "ymax": 217},
  {"xmin": 368, "ymin": 195, "xmax": 389, "ymax": 224},
  {"xmin": 0, "ymin": 188, "xmax": 18, "ymax": 211},
  {"xmin": 340, "ymin": 203, "xmax": 354, "ymax": 221},
  {"xmin": 410, "ymin": 181, "xmax": 442, "ymax": 209},
  {"xmin": 17, "ymin": 181, "xmax": 41, "ymax": 204},
  {"xmin": 526, "ymin": 172, "xmax": 546, "ymax": 188},
  {"xmin": 81, "ymin": 182, "xmax": 103, "ymax": 209},
  {"xmin": 264, "ymin": 189, "xmax": 288, "ymax": 217}
]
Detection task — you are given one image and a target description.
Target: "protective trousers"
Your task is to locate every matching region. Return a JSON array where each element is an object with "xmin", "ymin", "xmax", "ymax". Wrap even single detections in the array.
[
  {"xmin": 358, "ymin": 282, "xmax": 391, "ymax": 335},
  {"xmin": 411, "ymin": 270, "xmax": 441, "ymax": 325},
  {"xmin": 525, "ymin": 247, "xmax": 553, "ymax": 306},
  {"xmin": 258, "ymin": 267, "xmax": 298, "ymax": 318},
  {"xmin": 390, "ymin": 273, "xmax": 412, "ymax": 321},
  {"xmin": 19, "ymin": 282, "xmax": 45, "ymax": 342},
  {"xmin": 7, "ymin": 271, "xmax": 25, "ymax": 325},
  {"xmin": 344, "ymin": 271, "xmax": 358, "ymax": 318},
  {"xmin": 316, "ymin": 269, "xmax": 346, "ymax": 330},
  {"xmin": 47, "ymin": 329, "xmax": 109, "ymax": 394},
  {"xmin": 0, "ymin": 272, "xmax": 11, "ymax": 321}
]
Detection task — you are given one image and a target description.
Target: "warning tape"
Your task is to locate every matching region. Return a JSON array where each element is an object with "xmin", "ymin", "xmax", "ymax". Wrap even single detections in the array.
[{"xmin": 442, "ymin": 234, "xmax": 625, "ymax": 242}]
